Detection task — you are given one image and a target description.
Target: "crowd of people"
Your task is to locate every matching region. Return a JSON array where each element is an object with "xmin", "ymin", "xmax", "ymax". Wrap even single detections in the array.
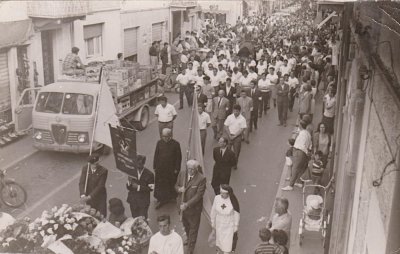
[{"xmin": 77, "ymin": 2, "xmax": 340, "ymax": 253}]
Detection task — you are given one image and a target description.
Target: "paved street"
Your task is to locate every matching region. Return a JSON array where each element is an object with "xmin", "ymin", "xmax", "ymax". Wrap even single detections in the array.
[{"xmin": 1, "ymin": 92, "xmax": 296, "ymax": 253}]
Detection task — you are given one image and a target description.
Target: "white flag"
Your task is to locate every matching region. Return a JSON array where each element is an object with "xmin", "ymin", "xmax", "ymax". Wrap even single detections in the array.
[{"xmin": 94, "ymin": 72, "xmax": 120, "ymax": 148}]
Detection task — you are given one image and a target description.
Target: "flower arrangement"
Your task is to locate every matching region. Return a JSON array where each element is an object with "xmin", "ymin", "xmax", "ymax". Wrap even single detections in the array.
[
  {"xmin": 104, "ymin": 235, "xmax": 141, "ymax": 254},
  {"xmin": 0, "ymin": 204, "xmax": 152, "ymax": 254},
  {"xmin": 0, "ymin": 218, "xmax": 52, "ymax": 253},
  {"xmin": 62, "ymin": 238, "xmax": 99, "ymax": 254},
  {"xmin": 130, "ymin": 217, "xmax": 152, "ymax": 245}
]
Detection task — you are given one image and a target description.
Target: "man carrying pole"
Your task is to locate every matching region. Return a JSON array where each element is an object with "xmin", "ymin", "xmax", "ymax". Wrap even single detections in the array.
[{"xmin": 175, "ymin": 159, "xmax": 206, "ymax": 254}]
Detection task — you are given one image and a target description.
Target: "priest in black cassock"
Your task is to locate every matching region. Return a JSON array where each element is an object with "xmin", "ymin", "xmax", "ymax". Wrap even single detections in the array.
[{"xmin": 153, "ymin": 128, "xmax": 182, "ymax": 209}]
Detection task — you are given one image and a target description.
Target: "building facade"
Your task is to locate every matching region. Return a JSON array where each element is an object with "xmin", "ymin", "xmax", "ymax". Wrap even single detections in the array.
[{"xmin": 319, "ymin": 2, "xmax": 400, "ymax": 254}]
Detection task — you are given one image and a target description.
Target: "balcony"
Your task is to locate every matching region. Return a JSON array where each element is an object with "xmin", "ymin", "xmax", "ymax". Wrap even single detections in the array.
[
  {"xmin": 27, "ymin": 1, "xmax": 89, "ymax": 19},
  {"xmin": 170, "ymin": 0, "xmax": 198, "ymax": 8}
]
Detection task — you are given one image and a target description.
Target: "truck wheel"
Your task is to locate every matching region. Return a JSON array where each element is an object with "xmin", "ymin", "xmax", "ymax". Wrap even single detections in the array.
[{"xmin": 137, "ymin": 106, "xmax": 149, "ymax": 131}]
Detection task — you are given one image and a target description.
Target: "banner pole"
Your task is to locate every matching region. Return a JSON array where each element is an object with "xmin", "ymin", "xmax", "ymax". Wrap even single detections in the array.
[
  {"xmin": 180, "ymin": 89, "xmax": 197, "ymax": 221},
  {"xmin": 84, "ymin": 66, "xmax": 105, "ymax": 194}
]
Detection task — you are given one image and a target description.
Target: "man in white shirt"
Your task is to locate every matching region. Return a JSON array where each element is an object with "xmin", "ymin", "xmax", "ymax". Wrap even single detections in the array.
[
  {"xmin": 198, "ymin": 104, "xmax": 211, "ymax": 154},
  {"xmin": 282, "ymin": 120, "xmax": 312, "ymax": 191},
  {"xmin": 239, "ymin": 70, "xmax": 253, "ymax": 95},
  {"xmin": 231, "ymin": 67, "xmax": 242, "ymax": 87},
  {"xmin": 155, "ymin": 96, "xmax": 178, "ymax": 138},
  {"xmin": 248, "ymin": 66, "xmax": 258, "ymax": 81},
  {"xmin": 322, "ymin": 88, "xmax": 336, "ymax": 134},
  {"xmin": 258, "ymin": 72, "xmax": 271, "ymax": 115},
  {"xmin": 176, "ymin": 68, "xmax": 193, "ymax": 109},
  {"xmin": 186, "ymin": 62, "xmax": 198, "ymax": 78},
  {"xmin": 217, "ymin": 64, "xmax": 227, "ymax": 83},
  {"xmin": 266, "ymin": 67, "xmax": 279, "ymax": 108},
  {"xmin": 279, "ymin": 59, "xmax": 291, "ymax": 76},
  {"xmin": 224, "ymin": 104, "xmax": 247, "ymax": 170},
  {"xmin": 288, "ymin": 71, "xmax": 299, "ymax": 112},
  {"xmin": 148, "ymin": 215, "xmax": 184, "ymax": 254},
  {"xmin": 202, "ymin": 56, "xmax": 212, "ymax": 72},
  {"xmin": 257, "ymin": 59, "xmax": 268, "ymax": 76}
]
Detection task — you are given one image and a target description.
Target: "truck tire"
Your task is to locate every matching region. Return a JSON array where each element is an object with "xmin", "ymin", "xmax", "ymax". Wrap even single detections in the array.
[{"xmin": 135, "ymin": 106, "xmax": 149, "ymax": 131}]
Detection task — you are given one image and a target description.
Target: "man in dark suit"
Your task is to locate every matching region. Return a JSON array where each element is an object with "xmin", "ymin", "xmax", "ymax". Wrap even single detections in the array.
[
  {"xmin": 277, "ymin": 75, "xmax": 290, "ymax": 126},
  {"xmin": 224, "ymin": 78, "xmax": 237, "ymax": 114},
  {"xmin": 248, "ymin": 80, "xmax": 262, "ymax": 132},
  {"xmin": 195, "ymin": 85, "xmax": 208, "ymax": 109},
  {"xmin": 79, "ymin": 154, "xmax": 108, "ymax": 217},
  {"xmin": 211, "ymin": 137, "xmax": 237, "ymax": 195},
  {"xmin": 126, "ymin": 155, "xmax": 154, "ymax": 220},
  {"xmin": 175, "ymin": 160, "xmax": 206, "ymax": 254},
  {"xmin": 212, "ymin": 90, "xmax": 230, "ymax": 140}
]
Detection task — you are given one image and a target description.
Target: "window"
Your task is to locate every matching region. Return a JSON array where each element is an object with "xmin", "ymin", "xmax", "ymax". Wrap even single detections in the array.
[
  {"xmin": 124, "ymin": 27, "xmax": 138, "ymax": 61},
  {"xmin": 35, "ymin": 92, "xmax": 64, "ymax": 113},
  {"xmin": 84, "ymin": 24, "xmax": 103, "ymax": 57},
  {"xmin": 62, "ymin": 93, "xmax": 94, "ymax": 115}
]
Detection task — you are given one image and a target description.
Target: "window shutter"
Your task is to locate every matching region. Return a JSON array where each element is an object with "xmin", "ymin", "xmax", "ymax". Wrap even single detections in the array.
[
  {"xmin": 124, "ymin": 27, "xmax": 138, "ymax": 57},
  {"xmin": 152, "ymin": 22, "xmax": 163, "ymax": 42},
  {"xmin": 0, "ymin": 51, "xmax": 11, "ymax": 111},
  {"xmin": 83, "ymin": 24, "xmax": 103, "ymax": 40}
]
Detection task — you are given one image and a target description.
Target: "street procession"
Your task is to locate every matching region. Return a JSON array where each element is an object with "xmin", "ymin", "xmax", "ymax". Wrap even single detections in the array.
[{"xmin": 1, "ymin": 0, "xmax": 400, "ymax": 254}]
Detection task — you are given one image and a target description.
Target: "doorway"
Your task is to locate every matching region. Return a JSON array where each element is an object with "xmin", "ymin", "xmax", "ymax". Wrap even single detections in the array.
[
  {"xmin": 172, "ymin": 11, "xmax": 181, "ymax": 42},
  {"xmin": 41, "ymin": 30, "xmax": 54, "ymax": 85}
]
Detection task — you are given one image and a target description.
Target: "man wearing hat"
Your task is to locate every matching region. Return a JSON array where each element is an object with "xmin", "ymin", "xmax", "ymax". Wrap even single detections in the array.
[
  {"xmin": 79, "ymin": 154, "xmax": 108, "ymax": 216},
  {"xmin": 126, "ymin": 155, "xmax": 154, "ymax": 219}
]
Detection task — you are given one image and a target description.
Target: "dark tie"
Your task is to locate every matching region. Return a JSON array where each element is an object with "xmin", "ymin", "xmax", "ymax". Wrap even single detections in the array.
[
  {"xmin": 251, "ymin": 89, "xmax": 254, "ymax": 97},
  {"xmin": 189, "ymin": 176, "xmax": 193, "ymax": 182},
  {"xmin": 218, "ymin": 98, "xmax": 222, "ymax": 107},
  {"xmin": 220, "ymin": 149, "xmax": 223, "ymax": 157}
]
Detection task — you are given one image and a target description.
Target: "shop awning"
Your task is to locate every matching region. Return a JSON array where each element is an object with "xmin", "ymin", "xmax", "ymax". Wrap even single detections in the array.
[{"xmin": 0, "ymin": 19, "xmax": 34, "ymax": 49}]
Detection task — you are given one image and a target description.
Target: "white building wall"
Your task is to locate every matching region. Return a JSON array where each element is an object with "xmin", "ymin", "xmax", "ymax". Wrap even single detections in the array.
[
  {"xmin": 73, "ymin": 10, "xmax": 122, "ymax": 64},
  {"xmin": 0, "ymin": 1, "xmax": 28, "ymax": 22},
  {"xmin": 198, "ymin": 0, "xmax": 242, "ymax": 25},
  {"xmin": 121, "ymin": 8, "xmax": 170, "ymax": 65},
  {"xmin": 26, "ymin": 33, "xmax": 44, "ymax": 87}
]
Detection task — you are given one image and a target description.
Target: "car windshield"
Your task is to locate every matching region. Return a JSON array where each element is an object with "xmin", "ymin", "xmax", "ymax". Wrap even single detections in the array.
[
  {"xmin": 62, "ymin": 93, "xmax": 94, "ymax": 115},
  {"xmin": 35, "ymin": 92, "xmax": 64, "ymax": 113}
]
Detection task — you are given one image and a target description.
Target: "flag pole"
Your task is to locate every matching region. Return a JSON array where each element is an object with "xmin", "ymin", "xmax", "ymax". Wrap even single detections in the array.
[
  {"xmin": 84, "ymin": 66, "xmax": 105, "ymax": 195},
  {"xmin": 180, "ymin": 89, "xmax": 197, "ymax": 221}
]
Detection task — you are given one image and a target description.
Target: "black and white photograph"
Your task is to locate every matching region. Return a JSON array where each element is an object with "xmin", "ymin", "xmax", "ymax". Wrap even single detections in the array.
[{"xmin": 0, "ymin": 0, "xmax": 399, "ymax": 253}]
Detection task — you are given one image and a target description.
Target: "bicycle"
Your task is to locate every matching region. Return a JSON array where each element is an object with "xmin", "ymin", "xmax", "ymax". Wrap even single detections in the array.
[{"xmin": 0, "ymin": 169, "xmax": 27, "ymax": 208}]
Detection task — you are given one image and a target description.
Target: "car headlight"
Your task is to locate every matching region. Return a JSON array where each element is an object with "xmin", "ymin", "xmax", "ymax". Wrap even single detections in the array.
[
  {"xmin": 77, "ymin": 134, "xmax": 87, "ymax": 143},
  {"xmin": 35, "ymin": 131, "xmax": 42, "ymax": 140}
]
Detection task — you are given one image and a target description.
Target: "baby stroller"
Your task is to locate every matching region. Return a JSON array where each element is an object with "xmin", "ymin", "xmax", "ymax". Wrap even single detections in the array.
[{"xmin": 298, "ymin": 182, "xmax": 331, "ymax": 247}]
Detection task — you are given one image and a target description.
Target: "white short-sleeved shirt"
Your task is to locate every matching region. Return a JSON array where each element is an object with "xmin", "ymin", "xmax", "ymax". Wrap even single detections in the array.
[
  {"xmin": 224, "ymin": 114, "xmax": 247, "ymax": 136},
  {"xmin": 280, "ymin": 65, "xmax": 292, "ymax": 76},
  {"xmin": 210, "ymin": 74, "xmax": 221, "ymax": 88},
  {"xmin": 266, "ymin": 74, "xmax": 278, "ymax": 85},
  {"xmin": 176, "ymin": 73, "xmax": 191, "ymax": 86},
  {"xmin": 232, "ymin": 72, "xmax": 243, "ymax": 84},
  {"xmin": 248, "ymin": 72, "xmax": 258, "ymax": 81},
  {"xmin": 240, "ymin": 76, "xmax": 252, "ymax": 88},
  {"xmin": 288, "ymin": 77, "xmax": 299, "ymax": 89},
  {"xmin": 198, "ymin": 112, "xmax": 211, "ymax": 130},
  {"xmin": 155, "ymin": 103, "xmax": 177, "ymax": 123},
  {"xmin": 258, "ymin": 78, "xmax": 270, "ymax": 91}
]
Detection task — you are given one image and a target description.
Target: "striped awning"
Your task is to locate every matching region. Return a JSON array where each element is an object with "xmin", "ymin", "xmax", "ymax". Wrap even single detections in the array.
[{"xmin": 0, "ymin": 19, "xmax": 34, "ymax": 49}]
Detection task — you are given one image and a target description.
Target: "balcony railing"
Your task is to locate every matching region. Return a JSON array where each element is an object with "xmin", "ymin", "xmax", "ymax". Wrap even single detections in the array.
[
  {"xmin": 170, "ymin": 0, "xmax": 198, "ymax": 7},
  {"xmin": 27, "ymin": 1, "xmax": 89, "ymax": 19}
]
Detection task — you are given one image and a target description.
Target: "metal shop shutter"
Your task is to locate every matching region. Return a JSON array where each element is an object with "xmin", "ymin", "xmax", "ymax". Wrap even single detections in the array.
[
  {"xmin": 0, "ymin": 51, "xmax": 11, "ymax": 111},
  {"xmin": 152, "ymin": 22, "xmax": 163, "ymax": 42},
  {"xmin": 84, "ymin": 23, "xmax": 103, "ymax": 39},
  {"xmin": 124, "ymin": 27, "xmax": 138, "ymax": 57}
]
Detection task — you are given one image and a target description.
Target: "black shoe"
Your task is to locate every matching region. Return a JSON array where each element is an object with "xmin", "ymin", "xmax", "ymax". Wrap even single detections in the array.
[
  {"xmin": 178, "ymin": 106, "xmax": 183, "ymax": 110},
  {"xmin": 277, "ymin": 123, "xmax": 282, "ymax": 126},
  {"xmin": 183, "ymin": 239, "xmax": 188, "ymax": 245},
  {"xmin": 233, "ymin": 166, "xmax": 238, "ymax": 170},
  {"xmin": 245, "ymin": 140, "xmax": 250, "ymax": 144}
]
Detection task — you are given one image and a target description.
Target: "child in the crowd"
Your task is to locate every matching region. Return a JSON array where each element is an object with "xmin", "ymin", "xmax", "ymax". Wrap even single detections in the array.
[
  {"xmin": 309, "ymin": 150, "xmax": 324, "ymax": 185},
  {"xmin": 285, "ymin": 138, "xmax": 296, "ymax": 181}
]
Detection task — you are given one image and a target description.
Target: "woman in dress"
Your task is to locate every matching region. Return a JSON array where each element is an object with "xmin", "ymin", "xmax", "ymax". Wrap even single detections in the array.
[
  {"xmin": 313, "ymin": 122, "xmax": 331, "ymax": 164},
  {"xmin": 211, "ymin": 184, "xmax": 240, "ymax": 254}
]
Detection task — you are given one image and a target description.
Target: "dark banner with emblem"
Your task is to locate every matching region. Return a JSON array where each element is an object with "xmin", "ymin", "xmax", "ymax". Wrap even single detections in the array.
[{"xmin": 109, "ymin": 125, "xmax": 138, "ymax": 177}]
